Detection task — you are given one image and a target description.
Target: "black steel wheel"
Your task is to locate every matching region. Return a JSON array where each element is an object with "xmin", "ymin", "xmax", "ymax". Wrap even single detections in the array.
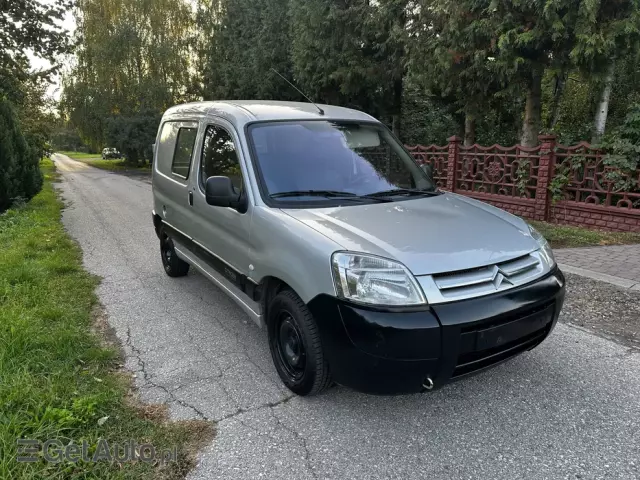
[
  {"xmin": 159, "ymin": 227, "xmax": 190, "ymax": 277},
  {"xmin": 275, "ymin": 311, "xmax": 306, "ymax": 381},
  {"xmin": 268, "ymin": 289, "xmax": 332, "ymax": 396}
]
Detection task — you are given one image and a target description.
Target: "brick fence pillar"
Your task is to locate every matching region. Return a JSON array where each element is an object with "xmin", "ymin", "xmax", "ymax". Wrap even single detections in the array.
[
  {"xmin": 535, "ymin": 134, "xmax": 556, "ymax": 221},
  {"xmin": 446, "ymin": 135, "xmax": 461, "ymax": 191}
]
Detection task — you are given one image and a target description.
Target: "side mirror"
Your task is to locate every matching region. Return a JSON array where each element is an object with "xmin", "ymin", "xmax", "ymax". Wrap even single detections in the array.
[
  {"xmin": 205, "ymin": 176, "xmax": 246, "ymax": 211},
  {"xmin": 421, "ymin": 163, "xmax": 433, "ymax": 177}
]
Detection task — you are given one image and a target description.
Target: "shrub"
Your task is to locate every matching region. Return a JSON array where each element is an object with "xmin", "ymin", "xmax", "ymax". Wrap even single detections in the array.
[
  {"xmin": 0, "ymin": 98, "xmax": 43, "ymax": 212},
  {"xmin": 600, "ymin": 103, "xmax": 640, "ymax": 193},
  {"xmin": 104, "ymin": 112, "xmax": 160, "ymax": 165}
]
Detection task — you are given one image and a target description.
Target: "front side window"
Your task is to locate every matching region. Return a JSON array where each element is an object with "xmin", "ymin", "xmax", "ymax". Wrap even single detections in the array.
[
  {"xmin": 200, "ymin": 125, "xmax": 243, "ymax": 191},
  {"xmin": 248, "ymin": 121, "xmax": 436, "ymax": 205}
]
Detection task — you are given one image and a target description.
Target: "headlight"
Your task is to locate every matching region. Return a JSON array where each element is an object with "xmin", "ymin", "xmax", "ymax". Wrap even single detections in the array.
[
  {"xmin": 331, "ymin": 252, "xmax": 426, "ymax": 306},
  {"xmin": 528, "ymin": 224, "xmax": 556, "ymax": 268}
]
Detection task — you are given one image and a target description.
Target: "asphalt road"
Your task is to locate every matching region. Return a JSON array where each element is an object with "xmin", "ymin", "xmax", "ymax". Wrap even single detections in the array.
[{"xmin": 52, "ymin": 153, "xmax": 640, "ymax": 480}]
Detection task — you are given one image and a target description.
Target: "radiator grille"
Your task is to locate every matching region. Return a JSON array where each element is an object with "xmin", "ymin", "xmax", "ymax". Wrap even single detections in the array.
[{"xmin": 418, "ymin": 252, "xmax": 548, "ymax": 303}]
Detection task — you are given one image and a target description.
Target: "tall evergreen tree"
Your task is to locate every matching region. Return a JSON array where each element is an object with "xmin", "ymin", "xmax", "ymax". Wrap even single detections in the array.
[
  {"xmin": 200, "ymin": 0, "xmax": 298, "ymax": 100},
  {"xmin": 568, "ymin": 0, "xmax": 640, "ymax": 143},
  {"xmin": 290, "ymin": 0, "xmax": 409, "ymax": 132}
]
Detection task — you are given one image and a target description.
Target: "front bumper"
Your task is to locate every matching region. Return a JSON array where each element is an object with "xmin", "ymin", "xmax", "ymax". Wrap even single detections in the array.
[{"xmin": 307, "ymin": 268, "xmax": 565, "ymax": 394}]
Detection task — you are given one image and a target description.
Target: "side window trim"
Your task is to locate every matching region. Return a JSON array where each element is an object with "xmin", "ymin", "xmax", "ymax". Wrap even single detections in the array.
[
  {"xmin": 171, "ymin": 126, "xmax": 198, "ymax": 180},
  {"xmin": 198, "ymin": 122, "xmax": 244, "ymax": 193}
]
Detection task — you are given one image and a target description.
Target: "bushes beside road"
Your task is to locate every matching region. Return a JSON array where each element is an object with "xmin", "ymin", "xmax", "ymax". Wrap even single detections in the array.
[{"xmin": 0, "ymin": 98, "xmax": 43, "ymax": 213}]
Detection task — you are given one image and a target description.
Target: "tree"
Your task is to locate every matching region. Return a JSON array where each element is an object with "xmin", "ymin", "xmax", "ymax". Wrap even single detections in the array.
[
  {"xmin": 62, "ymin": 0, "xmax": 195, "ymax": 157},
  {"xmin": 485, "ymin": 0, "xmax": 587, "ymax": 147},
  {"xmin": 290, "ymin": 0, "xmax": 410, "ymax": 133},
  {"xmin": 0, "ymin": 0, "xmax": 71, "ymax": 211},
  {"xmin": 411, "ymin": 0, "xmax": 620, "ymax": 147},
  {"xmin": 0, "ymin": 0, "xmax": 72, "ymax": 77},
  {"xmin": 104, "ymin": 112, "xmax": 160, "ymax": 165},
  {"xmin": 568, "ymin": 0, "xmax": 640, "ymax": 143},
  {"xmin": 60, "ymin": 0, "xmax": 640, "ymax": 153},
  {"xmin": 409, "ymin": 0, "xmax": 509, "ymax": 145},
  {"xmin": 199, "ymin": 0, "xmax": 298, "ymax": 101}
]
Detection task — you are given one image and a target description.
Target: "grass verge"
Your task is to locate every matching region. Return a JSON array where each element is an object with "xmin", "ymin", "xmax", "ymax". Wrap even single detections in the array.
[
  {"xmin": 0, "ymin": 159, "xmax": 213, "ymax": 479},
  {"xmin": 530, "ymin": 220, "xmax": 640, "ymax": 249},
  {"xmin": 57, "ymin": 151, "xmax": 151, "ymax": 173}
]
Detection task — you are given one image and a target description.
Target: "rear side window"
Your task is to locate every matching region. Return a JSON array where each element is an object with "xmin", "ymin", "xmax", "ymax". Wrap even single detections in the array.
[
  {"xmin": 171, "ymin": 127, "xmax": 198, "ymax": 178},
  {"xmin": 155, "ymin": 121, "xmax": 198, "ymax": 180}
]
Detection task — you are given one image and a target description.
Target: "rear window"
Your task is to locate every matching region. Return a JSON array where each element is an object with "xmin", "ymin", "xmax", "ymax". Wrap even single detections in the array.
[
  {"xmin": 155, "ymin": 121, "xmax": 198, "ymax": 180},
  {"xmin": 171, "ymin": 127, "xmax": 198, "ymax": 178}
]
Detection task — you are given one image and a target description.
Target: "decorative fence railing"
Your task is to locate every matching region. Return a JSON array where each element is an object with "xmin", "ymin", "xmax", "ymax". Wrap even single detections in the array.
[{"xmin": 406, "ymin": 135, "xmax": 640, "ymax": 233}]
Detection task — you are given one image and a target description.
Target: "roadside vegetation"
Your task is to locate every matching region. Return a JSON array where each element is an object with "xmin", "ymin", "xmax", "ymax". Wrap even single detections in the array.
[
  {"xmin": 530, "ymin": 220, "xmax": 640, "ymax": 249},
  {"xmin": 0, "ymin": 160, "xmax": 211, "ymax": 479},
  {"xmin": 58, "ymin": 151, "xmax": 151, "ymax": 173},
  {"xmin": 58, "ymin": 0, "xmax": 640, "ymax": 154}
]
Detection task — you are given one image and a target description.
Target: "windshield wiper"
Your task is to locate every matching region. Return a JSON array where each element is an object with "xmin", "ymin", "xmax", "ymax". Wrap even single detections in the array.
[
  {"xmin": 363, "ymin": 188, "xmax": 441, "ymax": 198},
  {"xmin": 270, "ymin": 190, "xmax": 390, "ymax": 202}
]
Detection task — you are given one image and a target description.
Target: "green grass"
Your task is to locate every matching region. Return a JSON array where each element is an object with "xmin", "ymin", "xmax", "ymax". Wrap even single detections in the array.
[
  {"xmin": 57, "ymin": 151, "xmax": 151, "ymax": 173},
  {"xmin": 530, "ymin": 220, "xmax": 640, "ymax": 249},
  {"xmin": 0, "ymin": 159, "xmax": 212, "ymax": 479},
  {"xmin": 57, "ymin": 151, "xmax": 103, "ymax": 161}
]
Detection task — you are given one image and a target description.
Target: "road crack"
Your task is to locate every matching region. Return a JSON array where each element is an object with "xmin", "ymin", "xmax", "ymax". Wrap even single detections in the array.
[
  {"xmin": 269, "ymin": 404, "xmax": 318, "ymax": 480},
  {"xmin": 215, "ymin": 395, "xmax": 317, "ymax": 479},
  {"xmin": 216, "ymin": 394, "xmax": 295, "ymax": 423},
  {"xmin": 125, "ymin": 327, "xmax": 211, "ymax": 421}
]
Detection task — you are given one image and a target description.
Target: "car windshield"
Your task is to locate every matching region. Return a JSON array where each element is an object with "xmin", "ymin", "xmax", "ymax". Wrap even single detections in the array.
[{"xmin": 248, "ymin": 121, "xmax": 436, "ymax": 203}]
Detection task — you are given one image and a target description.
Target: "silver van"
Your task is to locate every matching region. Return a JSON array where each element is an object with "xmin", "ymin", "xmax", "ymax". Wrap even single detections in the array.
[{"xmin": 151, "ymin": 101, "xmax": 565, "ymax": 396}]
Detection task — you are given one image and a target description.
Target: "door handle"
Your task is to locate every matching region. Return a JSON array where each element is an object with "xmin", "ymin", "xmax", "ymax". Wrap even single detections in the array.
[{"xmin": 188, "ymin": 191, "xmax": 193, "ymax": 206}]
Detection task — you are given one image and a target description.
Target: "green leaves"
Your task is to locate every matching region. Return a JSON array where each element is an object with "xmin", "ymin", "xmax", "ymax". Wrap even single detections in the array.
[
  {"xmin": 0, "ymin": 98, "xmax": 43, "ymax": 213},
  {"xmin": 0, "ymin": 0, "xmax": 73, "ymax": 78},
  {"xmin": 56, "ymin": 0, "xmax": 640, "ymax": 150},
  {"xmin": 62, "ymin": 0, "xmax": 196, "ymax": 151}
]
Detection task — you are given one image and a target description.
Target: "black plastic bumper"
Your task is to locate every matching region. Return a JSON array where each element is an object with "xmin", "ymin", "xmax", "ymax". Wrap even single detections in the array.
[{"xmin": 307, "ymin": 268, "xmax": 566, "ymax": 395}]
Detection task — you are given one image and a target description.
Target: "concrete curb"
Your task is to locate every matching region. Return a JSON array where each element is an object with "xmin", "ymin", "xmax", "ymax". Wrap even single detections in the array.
[{"xmin": 559, "ymin": 263, "xmax": 640, "ymax": 291}]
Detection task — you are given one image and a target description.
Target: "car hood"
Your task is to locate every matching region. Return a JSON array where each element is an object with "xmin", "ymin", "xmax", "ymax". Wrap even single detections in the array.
[{"xmin": 281, "ymin": 193, "xmax": 540, "ymax": 275}]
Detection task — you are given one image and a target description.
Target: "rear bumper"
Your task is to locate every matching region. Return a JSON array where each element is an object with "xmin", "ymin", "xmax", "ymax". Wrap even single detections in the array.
[{"xmin": 307, "ymin": 268, "xmax": 565, "ymax": 395}]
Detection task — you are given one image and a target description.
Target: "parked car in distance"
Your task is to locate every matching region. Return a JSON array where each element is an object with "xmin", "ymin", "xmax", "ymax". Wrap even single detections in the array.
[
  {"xmin": 102, "ymin": 147, "xmax": 122, "ymax": 159},
  {"xmin": 151, "ymin": 101, "xmax": 565, "ymax": 396}
]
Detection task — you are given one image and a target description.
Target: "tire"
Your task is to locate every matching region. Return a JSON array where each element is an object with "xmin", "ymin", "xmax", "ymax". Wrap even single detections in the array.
[
  {"xmin": 159, "ymin": 227, "xmax": 190, "ymax": 277},
  {"xmin": 267, "ymin": 289, "xmax": 332, "ymax": 396}
]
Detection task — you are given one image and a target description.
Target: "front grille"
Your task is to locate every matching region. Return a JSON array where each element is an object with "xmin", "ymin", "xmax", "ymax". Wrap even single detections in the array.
[{"xmin": 424, "ymin": 253, "xmax": 544, "ymax": 303}]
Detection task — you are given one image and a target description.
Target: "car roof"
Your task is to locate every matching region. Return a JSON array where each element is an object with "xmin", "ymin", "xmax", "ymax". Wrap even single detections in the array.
[{"xmin": 161, "ymin": 100, "xmax": 378, "ymax": 128}]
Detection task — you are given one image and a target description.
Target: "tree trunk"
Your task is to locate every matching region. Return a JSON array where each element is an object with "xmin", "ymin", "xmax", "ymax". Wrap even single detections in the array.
[
  {"xmin": 591, "ymin": 61, "xmax": 615, "ymax": 144},
  {"xmin": 464, "ymin": 112, "xmax": 476, "ymax": 146},
  {"xmin": 547, "ymin": 69, "xmax": 566, "ymax": 130},
  {"xmin": 391, "ymin": 77, "xmax": 403, "ymax": 137},
  {"xmin": 520, "ymin": 65, "xmax": 543, "ymax": 147}
]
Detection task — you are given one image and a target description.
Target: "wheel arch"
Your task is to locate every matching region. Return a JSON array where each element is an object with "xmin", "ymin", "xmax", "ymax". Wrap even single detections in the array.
[
  {"xmin": 153, "ymin": 212, "xmax": 162, "ymax": 239},
  {"xmin": 260, "ymin": 276, "xmax": 297, "ymax": 325}
]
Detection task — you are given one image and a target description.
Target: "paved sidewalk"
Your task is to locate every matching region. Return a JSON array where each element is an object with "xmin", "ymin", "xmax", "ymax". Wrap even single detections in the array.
[{"xmin": 556, "ymin": 244, "xmax": 640, "ymax": 287}]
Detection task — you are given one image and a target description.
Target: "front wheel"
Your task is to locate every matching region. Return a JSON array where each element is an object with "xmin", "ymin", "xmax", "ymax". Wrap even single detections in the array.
[
  {"xmin": 268, "ymin": 290, "xmax": 332, "ymax": 396},
  {"xmin": 159, "ymin": 227, "xmax": 190, "ymax": 277}
]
